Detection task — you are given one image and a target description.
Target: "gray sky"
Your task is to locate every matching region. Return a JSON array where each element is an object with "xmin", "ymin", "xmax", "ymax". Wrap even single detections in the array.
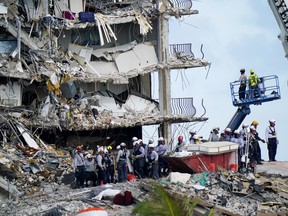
[{"xmin": 159, "ymin": 0, "xmax": 288, "ymax": 161}]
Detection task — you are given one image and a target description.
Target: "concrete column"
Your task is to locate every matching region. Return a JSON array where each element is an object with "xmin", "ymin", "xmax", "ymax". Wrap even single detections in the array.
[{"xmin": 157, "ymin": 1, "xmax": 172, "ymax": 149}]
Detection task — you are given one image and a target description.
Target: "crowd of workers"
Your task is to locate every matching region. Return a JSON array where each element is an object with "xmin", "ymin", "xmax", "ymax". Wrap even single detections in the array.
[
  {"xmin": 175, "ymin": 119, "xmax": 278, "ymax": 172},
  {"xmin": 73, "ymin": 137, "xmax": 170, "ymax": 188},
  {"xmin": 73, "ymin": 118, "xmax": 278, "ymax": 188}
]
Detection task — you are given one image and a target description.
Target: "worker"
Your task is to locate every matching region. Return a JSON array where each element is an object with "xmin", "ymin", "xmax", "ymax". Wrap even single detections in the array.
[
  {"xmin": 248, "ymin": 69, "xmax": 261, "ymax": 98},
  {"xmin": 147, "ymin": 144, "xmax": 159, "ymax": 179},
  {"xmin": 208, "ymin": 127, "xmax": 220, "ymax": 142},
  {"xmin": 239, "ymin": 68, "xmax": 247, "ymax": 100},
  {"xmin": 155, "ymin": 137, "xmax": 169, "ymax": 177},
  {"xmin": 139, "ymin": 139, "xmax": 148, "ymax": 178},
  {"xmin": 219, "ymin": 131, "xmax": 226, "ymax": 141},
  {"xmin": 96, "ymin": 147, "xmax": 107, "ymax": 185},
  {"xmin": 265, "ymin": 119, "xmax": 278, "ymax": 162},
  {"xmin": 132, "ymin": 140, "xmax": 145, "ymax": 178},
  {"xmin": 231, "ymin": 130, "xmax": 244, "ymax": 167},
  {"xmin": 192, "ymin": 135, "xmax": 203, "ymax": 144},
  {"xmin": 84, "ymin": 154, "xmax": 97, "ymax": 187},
  {"xmin": 248, "ymin": 126, "xmax": 262, "ymax": 168},
  {"xmin": 73, "ymin": 146, "xmax": 85, "ymax": 188},
  {"xmin": 240, "ymin": 123, "xmax": 249, "ymax": 141},
  {"xmin": 189, "ymin": 130, "xmax": 197, "ymax": 144},
  {"xmin": 251, "ymin": 120, "xmax": 265, "ymax": 163},
  {"xmin": 104, "ymin": 146, "xmax": 115, "ymax": 183},
  {"xmin": 116, "ymin": 142, "xmax": 129, "ymax": 182},
  {"xmin": 223, "ymin": 128, "xmax": 232, "ymax": 141},
  {"xmin": 175, "ymin": 135, "xmax": 185, "ymax": 152}
]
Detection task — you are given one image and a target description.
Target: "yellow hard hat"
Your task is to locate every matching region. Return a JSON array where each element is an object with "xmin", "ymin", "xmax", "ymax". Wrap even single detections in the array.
[
  {"xmin": 250, "ymin": 69, "xmax": 254, "ymax": 74},
  {"xmin": 252, "ymin": 120, "xmax": 259, "ymax": 125},
  {"xmin": 107, "ymin": 146, "xmax": 112, "ymax": 150}
]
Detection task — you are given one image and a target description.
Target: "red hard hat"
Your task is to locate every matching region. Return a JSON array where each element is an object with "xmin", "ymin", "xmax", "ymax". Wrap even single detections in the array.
[
  {"xmin": 178, "ymin": 135, "xmax": 183, "ymax": 141},
  {"xmin": 76, "ymin": 146, "xmax": 82, "ymax": 150}
]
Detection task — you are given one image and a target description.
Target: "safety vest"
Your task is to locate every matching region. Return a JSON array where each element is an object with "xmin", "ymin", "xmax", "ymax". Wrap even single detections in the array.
[{"xmin": 248, "ymin": 74, "xmax": 259, "ymax": 87}]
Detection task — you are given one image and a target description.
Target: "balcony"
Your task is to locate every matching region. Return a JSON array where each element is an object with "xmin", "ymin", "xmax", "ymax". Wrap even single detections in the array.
[{"xmin": 168, "ymin": 43, "xmax": 209, "ymax": 69}]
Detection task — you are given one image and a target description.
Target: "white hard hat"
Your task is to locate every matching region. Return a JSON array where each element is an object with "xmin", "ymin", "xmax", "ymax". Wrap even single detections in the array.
[
  {"xmin": 148, "ymin": 144, "xmax": 154, "ymax": 148},
  {"xmin": 138, "ymin": 139, "xmax": 143, "ymax": 143},
  {"xmin": 234, "ymin": 130, "xmax": 240, "ymax": 135},
  {"xmin": 213, "ymin": 127, "xmax": 220, "ymax": 131},
  {"xmin": 133, "ymin": 141, "xmax": 139, "ymax": 146},
  {"xmin": 193, "ymin": 135, "xmax": 202, "ymax": 140},
  {"xmin": 98, "ymin": 147, "xmax": 104, "ymax": 153},
  {"xmin": 116, "ymin": 145, "xmax": 121, "ymax": 150},
  {"xmin": 250, "ymin": 125, "xmax": 256, "ymax": 131},
  {"xmin": 120, "ymin": 142, "xmax": 126, "ymax": 147},
  {"xmin": 86, "ymin": 154, "xmax": 92, "ymax": 158},
  {"xmin": 242, "ymin": 123, "xmax": 249, "ymax": 128},
  {"xmin": 132, "ymin": 137, "xmax": 138, "ymax": 141},
  {"xmin": 269, "ymin": 119, "xmax": 276, "ymax": 123},
  {"xmin": 148, "ymin": 138, "xmax": 154, "ymax": 144},
  {"xmin": 158, "ymin": 137, "xmax": 164, "ymax": 141},
  {"xmin": 225, "ymin": 128, "xmax": 232, "ymax": 132},
  {"xmin": 189, "ymin": 130, "xmax": 197, "ymax": 134}
]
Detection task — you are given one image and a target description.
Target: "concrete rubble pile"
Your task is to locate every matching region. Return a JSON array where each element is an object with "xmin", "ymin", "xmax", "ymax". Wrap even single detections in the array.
[
  {"xmin": 0, "ymin": 117, "xmax": 73, "ymax": 198},
  {"xmin": 1, "ymin": 157, "xmax": 288, "ymax": 216}
]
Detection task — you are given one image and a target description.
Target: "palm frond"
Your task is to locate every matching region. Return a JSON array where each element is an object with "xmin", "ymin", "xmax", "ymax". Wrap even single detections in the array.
[{"xmin": 133, "ymin": 183, "xmax": 199, "ymax": 216}]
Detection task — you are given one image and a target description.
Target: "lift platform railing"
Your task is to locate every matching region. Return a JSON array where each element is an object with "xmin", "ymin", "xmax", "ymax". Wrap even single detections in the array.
[{"xmin": 230, "ymin": 75, "xmax": 281, "ymax": 107}]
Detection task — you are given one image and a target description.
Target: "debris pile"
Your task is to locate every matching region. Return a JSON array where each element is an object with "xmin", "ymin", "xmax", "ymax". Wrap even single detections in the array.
[{"xmin": 0, "ymin": 118, "xmax": 73, "ymax": 197}]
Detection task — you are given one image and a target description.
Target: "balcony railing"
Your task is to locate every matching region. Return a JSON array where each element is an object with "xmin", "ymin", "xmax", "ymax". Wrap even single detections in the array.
[
  {"xmin": 169, "ymin": 43, "xmax": 195, "ymax": 58},
  {"xmin": 155, "ymin": 97, "xmax": 196, "ymax": 117},
  {"xmin": 170, "ymin": 0, "xmax": 192, "ymax": 10}
]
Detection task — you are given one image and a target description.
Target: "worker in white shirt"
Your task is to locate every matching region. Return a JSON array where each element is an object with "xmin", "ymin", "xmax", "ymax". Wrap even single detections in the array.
[
  {"xmin": 116, "ymin": 142, "xmax": 129, "ymax": 182},
  {"xmin": 147, "ymin": 144, "xmax": 159, "ymax": 179},
  {"xmin": 73, "ymin": 146, "xmax": 85, "ymax": 188},
  {"xmin": 84, "ymin": 154, "xmax": 97, "ymax": 187},
  {"xmin": 265, "ymin": 119, "xmax": 278, "ymax": 162},
  {"xmin": 208, "ymin": 127, "xmax": 220, "ymax": 142},
  {"xmin": 156, "ymin": 137, "xmax": 168, "ymax": 177}
]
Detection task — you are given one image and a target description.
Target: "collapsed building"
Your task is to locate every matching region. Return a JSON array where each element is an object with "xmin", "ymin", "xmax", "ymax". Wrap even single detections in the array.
[{"xmin": 0, "ymin": 0, "xmax": 209, "ymax": 148}]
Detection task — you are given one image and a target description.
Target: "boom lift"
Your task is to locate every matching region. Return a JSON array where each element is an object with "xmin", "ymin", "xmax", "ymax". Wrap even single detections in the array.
[{"xmin": 227, "ymin": 75, "xmax": 281, "ymax": 131}]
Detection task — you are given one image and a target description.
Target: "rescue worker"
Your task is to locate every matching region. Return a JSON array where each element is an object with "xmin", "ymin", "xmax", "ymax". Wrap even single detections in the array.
[
  {"xmin": 231, "ymin": 130, "xmax": 244, "ymax": 167},
  {"xmin": 116, "ymin": 142, "xmax": 129, "ymax": 182},
  {"xmin": 248, "ymin": 69, "xmax": 261, "ymax": 98},
  {"xmin": 84, "ymin": 154, "xmax": 97, "ymax": 187},
  {"xmin": 96, "ymin": 147, "xmax": 107, "ymax": 185},
  {"xmin": 239, "ymin": 68, "xmax": 247, "ymax": 100},
  {"xmin": 104, "ymin": 146, "xmax": 115, "ymax": 183},
  {"xmin": 132, "ymin": 140, "xmax": 145, "ymax": 178},
  {"xmin": 248, "ymin": 126, "xmax": 261, "ymax": 168},
  {"xmin": 240, "ymin": 123, "xmax": 249, "ymax": 141},
  {"xmin": 73, "ymin": 146, "xmax": 85, "ymax": 188},
  {"xmin": 192, "ymin": 135, "xmax": 203, "ymax": 144},
  {"xmin": 251, "ymin": 120, "xmax": 265, "ymax": 163},
  {"xmin": 175, "ymin": 135, "xmax": 185, "ymax": 152},
  {"xmin": 147, "ymin": 144, "xmax": 159, "ymax": 179},
  {"xmin": 208, "ymin": 127, "xmax": 220, "ymax": 142},
  {"xmin": 265, "ymin": 119, "xmax": 278, "ymax": 162},
  {"xmin": 223, "ymin": 128, "xmax": 232, "ymax": 141},
  {"xmin": 219, "ymin": 131, "xmax": 226, "ymax": 141},
  {"xmin": 189, "ymin": 130, "xmax": 197, "ymax": 144},
  {"xmin": 155, "ymin": 137, "xmax": 168, "ymax": 177}
]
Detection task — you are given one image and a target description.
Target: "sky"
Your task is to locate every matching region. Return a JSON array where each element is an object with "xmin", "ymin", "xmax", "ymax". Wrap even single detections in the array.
[{"xmin": 144, "ymin": 0, "xmax": 288, "ymax": 161}]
